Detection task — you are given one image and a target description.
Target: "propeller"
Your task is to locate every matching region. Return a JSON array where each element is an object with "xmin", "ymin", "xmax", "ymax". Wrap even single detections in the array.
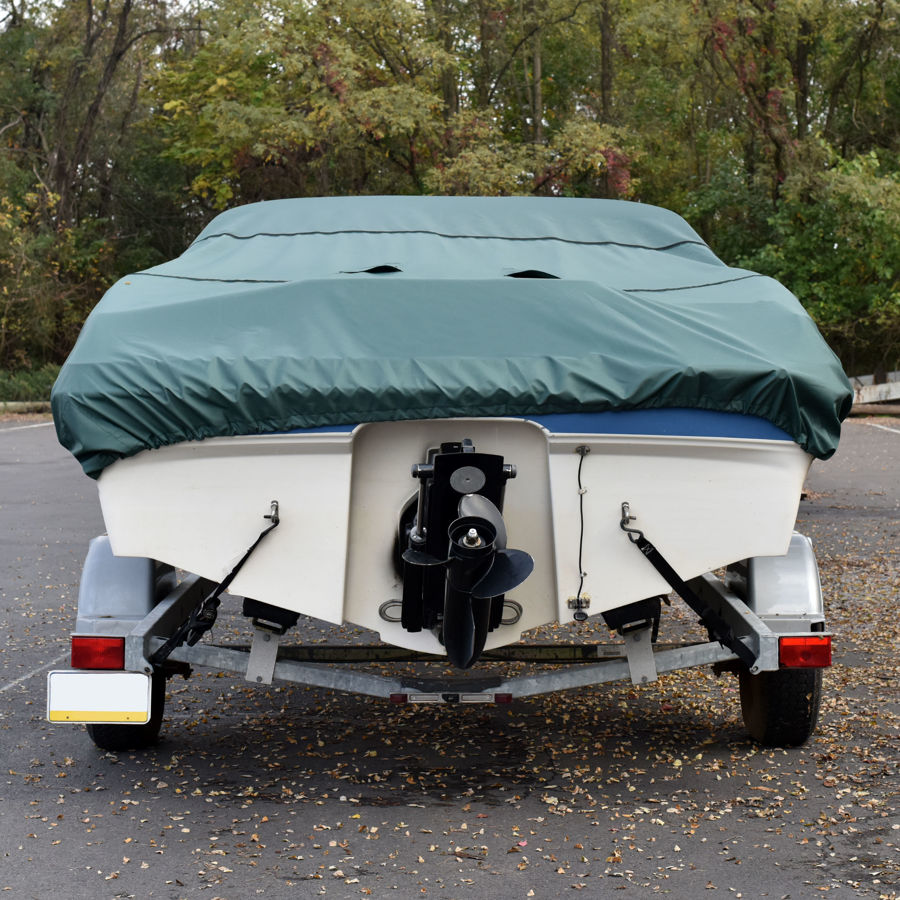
[
  {"xmin": 457, "ymin": 495, "xmax": 532, "ymax": 598},
  {"xmin": 402, "ymin": 498, "xmax": 534, "ymax": 669}
]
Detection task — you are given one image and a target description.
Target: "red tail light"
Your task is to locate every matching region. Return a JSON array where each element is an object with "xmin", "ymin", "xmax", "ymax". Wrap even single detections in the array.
[
  {"xmin": 779, "ymin": 635, "xmax": 831, "ymax": 668},
  {"xmin": 71, "ymin": 636, "xmax": 125, "ymax": 670}
]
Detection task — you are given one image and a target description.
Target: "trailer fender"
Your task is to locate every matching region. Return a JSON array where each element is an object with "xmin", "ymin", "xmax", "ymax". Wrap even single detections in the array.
[
  {"xmin": 74, "ymin": 536, "xmax": 171, "ymax": 634},
  {"xmin": 744, "ymin": 533, "xmax": 824, "ymax": 629}
]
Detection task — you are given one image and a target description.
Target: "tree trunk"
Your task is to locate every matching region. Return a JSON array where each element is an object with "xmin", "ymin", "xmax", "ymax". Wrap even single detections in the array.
[
  {"xmin": 424, "ymin": 0, "xmax": 459, "ymax": 118},
  {"xmin": 47, "ymin": 0, "xmax": 158, "ymax": 226},
  {"xmin": 792, "ymin": 17, "xmax": 811, "ymax": 140},
  {"xmin": 599, "ymin": 0, "xmax": 613, "ymax": 122},
  {"xmin": 532, "ymin": 27, "xmax": 543, "ymax": 143}
]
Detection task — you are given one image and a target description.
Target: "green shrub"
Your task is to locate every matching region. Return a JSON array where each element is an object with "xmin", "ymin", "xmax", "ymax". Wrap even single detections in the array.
[
  {"xmin": 0, "ymin": 363, "xmax": 60, "ymax": 402},
  {"xmin": 738, "ymin": 148, "xmax": 900, "ymax": 378}
]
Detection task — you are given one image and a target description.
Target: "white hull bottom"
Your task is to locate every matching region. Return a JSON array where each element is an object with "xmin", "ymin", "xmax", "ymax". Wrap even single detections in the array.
[{"xmin": 97, "ymin": 417, "xmax": 811, "ymax": 655}]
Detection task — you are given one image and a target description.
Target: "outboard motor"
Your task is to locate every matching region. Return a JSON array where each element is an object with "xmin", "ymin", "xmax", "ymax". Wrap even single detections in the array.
[{"xmin": 396, "ymin": 439, "xmax": 533, "ymax": 669}]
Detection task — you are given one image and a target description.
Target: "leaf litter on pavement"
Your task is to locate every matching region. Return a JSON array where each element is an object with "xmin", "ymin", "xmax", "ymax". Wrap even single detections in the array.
[{"xmin": 5, "ymin": 420, "xmax": 897, "ymax": 897}]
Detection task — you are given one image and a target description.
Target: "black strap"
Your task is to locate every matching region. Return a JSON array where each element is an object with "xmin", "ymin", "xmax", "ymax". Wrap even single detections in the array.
[
  {"xmin": 620, "ymin": 505, "xmax": 757, "ymax": 668},
  {"xmin": 150, "ymin": 503, "xmax": 280, "ymax": 666}
]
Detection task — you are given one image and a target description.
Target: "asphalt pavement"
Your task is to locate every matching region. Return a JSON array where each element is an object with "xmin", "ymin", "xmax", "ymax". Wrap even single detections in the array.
[{"xmin": 1, "ymin": 416, "xmax": 897, "ymax": 900}]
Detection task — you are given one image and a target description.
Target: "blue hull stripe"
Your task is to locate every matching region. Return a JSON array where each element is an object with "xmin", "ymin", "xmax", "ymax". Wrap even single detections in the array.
[
  {"xmin": 527, "ymin": 409, "xmax": 792, "ymax": 440},
  {"xmin": 279, "ymin": 409, "xmax": 791, "ymax": 441}
]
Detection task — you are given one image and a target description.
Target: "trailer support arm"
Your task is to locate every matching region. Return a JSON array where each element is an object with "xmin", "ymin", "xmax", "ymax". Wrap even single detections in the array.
[{"xmin": 620, "ymin": 503, "xmax": 759, "ymax": 669}]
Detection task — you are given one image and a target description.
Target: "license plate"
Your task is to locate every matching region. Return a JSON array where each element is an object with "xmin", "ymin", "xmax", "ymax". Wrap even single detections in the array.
[{"xmin": 46, "ymin": 671, "xmax": 152, "ymax": 724}]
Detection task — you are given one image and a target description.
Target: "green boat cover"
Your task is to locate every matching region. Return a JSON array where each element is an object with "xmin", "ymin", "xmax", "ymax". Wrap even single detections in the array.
[{"xmin": 52, "ymin": 196, "xmax": 852, "ymax": 479}]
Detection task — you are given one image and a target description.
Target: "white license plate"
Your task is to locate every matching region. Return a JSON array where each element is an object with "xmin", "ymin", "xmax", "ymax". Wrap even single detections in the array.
[{"xmin": 46, "ymin": 671, "xmax": 152, "ymax": 724}]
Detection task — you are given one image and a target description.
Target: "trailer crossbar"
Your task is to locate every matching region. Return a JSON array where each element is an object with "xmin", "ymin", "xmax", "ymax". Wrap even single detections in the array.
[{"xmin": 150, "ymin": 636, "xmax": 741, "ymax": 700}]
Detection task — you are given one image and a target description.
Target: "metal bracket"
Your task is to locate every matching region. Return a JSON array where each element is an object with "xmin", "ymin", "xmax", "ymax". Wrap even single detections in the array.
[
  {"xmin": 688, "ymin": 573, "xmax": 780, "ymax": 673},
  {"xmin": 620, "ymin": 501, "xmax": 643, "ymax": 544},
  {"xmin": 246, "ymin": 626, "xmax": 280, "ymax": 685},
  {"xmin": 379, "ymin": 600, "xmax": 403, "ymax": 623},
  {"xmin": 125, "ymin": 575, "xmax": 215, "ymax": 673},
  {"xmin": 623, "ymin": 624, "xmax": 658, "ymax": 685},
  {"xmin": 501, "ymin": 600, "xmax": 523, "ymax": 625}
]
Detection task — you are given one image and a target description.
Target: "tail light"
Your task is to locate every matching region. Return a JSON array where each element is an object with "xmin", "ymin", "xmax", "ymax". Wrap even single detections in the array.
[
  {"xmin": 779, "ymin": 635, "xmax": 831, "ymax": 668},
  {"xmin": 71, "ymin": 636, "xmax": 125, "ymax": 670}
]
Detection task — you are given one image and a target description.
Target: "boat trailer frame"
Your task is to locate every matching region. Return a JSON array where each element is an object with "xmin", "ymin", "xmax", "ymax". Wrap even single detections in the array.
[{"xmin": 112, "ymin": 568, "xmax": 810, "ymax": 704}]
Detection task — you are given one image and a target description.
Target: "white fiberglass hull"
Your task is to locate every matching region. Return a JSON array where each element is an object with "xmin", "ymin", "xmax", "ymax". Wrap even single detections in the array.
[{"xmin": 97, "ymin": 416, "xmax": 811, "ymax": 655}]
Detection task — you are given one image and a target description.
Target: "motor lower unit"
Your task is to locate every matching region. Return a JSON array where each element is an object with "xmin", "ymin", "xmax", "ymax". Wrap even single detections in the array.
[{"xmin": 394, "ymin": 439, "xmax": 533, "ymax": 669}]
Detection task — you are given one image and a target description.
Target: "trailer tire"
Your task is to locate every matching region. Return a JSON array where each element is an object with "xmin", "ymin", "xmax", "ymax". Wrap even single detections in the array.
[
  {"xmin": 86, "ymin": 673, "xmax": 166, "ymax": 752},
  {"xmin": 739, "ymin": 667, "xmax": 822, "ymax": 747}
]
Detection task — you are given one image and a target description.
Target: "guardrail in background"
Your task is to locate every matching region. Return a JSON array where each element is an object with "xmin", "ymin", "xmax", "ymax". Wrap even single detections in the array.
[
  {"xmin": 851, "ymin": 371, "xmax": 900, "ymax": 405},
  {"xmin": 0, "ymin": 401, "xmax": 51, "ymax": 413}
]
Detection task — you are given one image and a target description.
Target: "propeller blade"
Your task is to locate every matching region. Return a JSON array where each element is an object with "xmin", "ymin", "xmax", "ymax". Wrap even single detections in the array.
[
  {"xmin": 471, "ymin": 549, "xmax": 534, "ymax": 599},
  {"xmin": 458, "ymin": 494, "xmax": 507, "ymax": 549}
]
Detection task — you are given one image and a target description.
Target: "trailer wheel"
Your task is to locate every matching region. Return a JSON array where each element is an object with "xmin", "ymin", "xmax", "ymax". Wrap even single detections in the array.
[
  {"xmin": 86, "ymin": 673, "xmax": 166, "ymax": 752},
  {"xmin": 739, "ymin": 667, "xmax": 822, "ymax": 747}
]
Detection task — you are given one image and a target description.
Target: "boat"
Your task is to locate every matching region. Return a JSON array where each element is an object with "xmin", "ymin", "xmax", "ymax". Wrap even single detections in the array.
[{"xmin": 47, "ymin": 196, "xmax": 852, "ymax": 749}]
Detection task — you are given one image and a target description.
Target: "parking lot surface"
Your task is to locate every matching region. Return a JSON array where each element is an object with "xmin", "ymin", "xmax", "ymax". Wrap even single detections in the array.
[{"xmin": 1, "ymin": 416, "xmax": 897, "ymax": 899}]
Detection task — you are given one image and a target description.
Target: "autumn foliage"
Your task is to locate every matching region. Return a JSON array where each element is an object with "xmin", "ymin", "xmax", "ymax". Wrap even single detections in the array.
[{"xmin": 1, "ymin": 0, "xmax": 897, "ymax": 375}]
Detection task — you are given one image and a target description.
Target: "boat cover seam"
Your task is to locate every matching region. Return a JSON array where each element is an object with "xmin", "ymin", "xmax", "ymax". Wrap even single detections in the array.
[
  {"xmin": 132, "ymin": 270, "xmax": 757, "ymax": 291},
  {"xmin": 190, "ymin": 229, "xmax": 708, "ymax": 253},
  {"xmin": 623, "ymin": 274, "xmax": 763, "ymax": 293},
  {"xmin": 135, "ymin": 272, "xmax": 289, "ymax": 284}
]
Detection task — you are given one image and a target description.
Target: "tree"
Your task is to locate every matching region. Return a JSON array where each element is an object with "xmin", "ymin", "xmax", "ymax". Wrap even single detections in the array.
[
  {"xmin": 2, "ymin": 0, "xmax": 898, "ymax": 372},
  {"xmin": 155, "ymin": 0, "xmax": 635, "ymax": 203},
  {"xmin": 742, "ymin": 146, "xmax": 900, "ymax": 376},
  {"xmin": 154, "ymin": 0, "xmax": 448, "ymax": 204},
  {"xmin": 0, "ymin": 0, "xmax": 189, "ymax": 367}
]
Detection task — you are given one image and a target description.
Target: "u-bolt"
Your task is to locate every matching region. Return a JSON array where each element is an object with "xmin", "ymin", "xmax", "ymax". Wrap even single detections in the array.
[{"xmin": 620, "ymin": 501, "xmax": 645, "ymax": 544}]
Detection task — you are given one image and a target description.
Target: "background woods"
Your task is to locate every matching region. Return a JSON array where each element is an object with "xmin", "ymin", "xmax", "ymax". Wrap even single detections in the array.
[{"xmin": 1, "ymin": 0, "xmax": 898, "ymax": 376}]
